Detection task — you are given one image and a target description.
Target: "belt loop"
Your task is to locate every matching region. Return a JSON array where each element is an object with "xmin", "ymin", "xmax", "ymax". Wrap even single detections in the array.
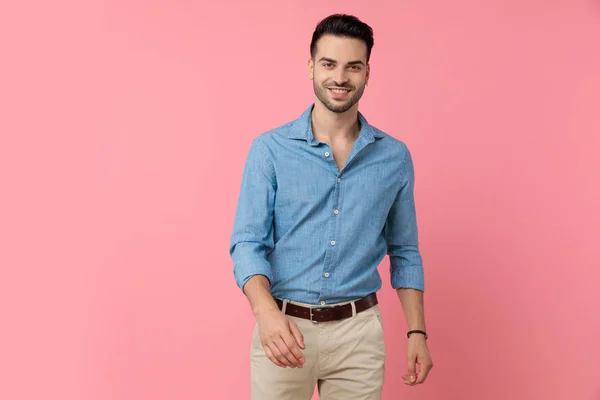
[
  {"xmin": 350, "ymin": 300, "xmax": 357, "ymax": 317},
  {"xmin": 281, "ymin": 299, "xmax": 289, "ymax": 314}
]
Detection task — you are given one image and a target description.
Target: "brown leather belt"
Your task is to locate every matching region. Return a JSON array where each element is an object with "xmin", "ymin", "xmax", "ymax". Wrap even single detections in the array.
[{"xmin": 275, "ymin": 293, "xmax": 378, "ymax": 323}]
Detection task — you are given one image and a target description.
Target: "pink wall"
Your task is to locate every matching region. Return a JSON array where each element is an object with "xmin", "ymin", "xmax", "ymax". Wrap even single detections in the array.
[{"xmin": 1, "ymin": 1, "xmax": 599, "ymax": 399}]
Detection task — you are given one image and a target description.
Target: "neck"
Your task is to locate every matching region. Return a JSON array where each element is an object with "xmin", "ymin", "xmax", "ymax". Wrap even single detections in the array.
[{"xmin": 311, "ymin": 101, "xmax": 360, "ymax": 141}]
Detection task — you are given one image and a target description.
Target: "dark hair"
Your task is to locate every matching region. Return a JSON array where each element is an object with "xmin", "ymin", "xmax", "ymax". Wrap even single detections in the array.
[{"xmin": 310, "ymin": 14, "xmax": 374, "ymax": 62}]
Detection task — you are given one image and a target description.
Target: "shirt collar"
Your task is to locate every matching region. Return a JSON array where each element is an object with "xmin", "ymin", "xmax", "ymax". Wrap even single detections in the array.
[{"xmin": 284, "ymin": 104, "xmax": 384, "ymax": 146}]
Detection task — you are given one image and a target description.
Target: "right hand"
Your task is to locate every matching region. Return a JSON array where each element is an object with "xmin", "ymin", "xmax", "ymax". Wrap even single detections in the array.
[{"xmin": 256, "ymin": 307, "xmax": 306, "ymax": 368}]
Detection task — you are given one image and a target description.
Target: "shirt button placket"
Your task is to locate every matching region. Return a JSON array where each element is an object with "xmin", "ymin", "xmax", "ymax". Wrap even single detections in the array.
[{"xmin": 321, "ymin": 169, "xmax": 342, "ymax": 304}]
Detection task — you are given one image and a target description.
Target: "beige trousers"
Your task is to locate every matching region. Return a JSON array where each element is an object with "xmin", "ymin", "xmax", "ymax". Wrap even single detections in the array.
[{"xmin": 250, "ymin": 298, "xmax": 386, "ymax": 400}]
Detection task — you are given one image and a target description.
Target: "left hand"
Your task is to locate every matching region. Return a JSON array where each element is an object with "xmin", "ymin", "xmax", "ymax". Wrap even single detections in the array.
[{"xmin": 402, "ymin": 334, "xmax": 433, "ymax": 385}]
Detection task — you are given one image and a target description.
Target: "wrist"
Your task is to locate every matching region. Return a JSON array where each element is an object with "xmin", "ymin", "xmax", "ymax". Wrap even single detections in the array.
[
  {"xmin": 253, "ymin": 302, "xmax": 280, "ymax": 318},
  {"xmin": 408, "ymin": 325, "xmax": 426, "ymax": 331},
  {"xmin": 406, "ymin": 329, "xmax": 428, "ymax": 340}
]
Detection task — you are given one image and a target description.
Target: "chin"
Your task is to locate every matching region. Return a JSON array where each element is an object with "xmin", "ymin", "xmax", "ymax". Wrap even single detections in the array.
[{"xmin": 327, "ymin": 103, "xmax": 354, "ymax": 114}]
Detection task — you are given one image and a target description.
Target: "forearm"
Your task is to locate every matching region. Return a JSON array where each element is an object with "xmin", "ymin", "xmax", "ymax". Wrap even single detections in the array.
[
  {"xmin": 243, "ymin": 275, "xmax": 279, "ymax": 318},
  {"xmin": 396, "ymin": 288, "xmax": 426, "ymax": 331}
]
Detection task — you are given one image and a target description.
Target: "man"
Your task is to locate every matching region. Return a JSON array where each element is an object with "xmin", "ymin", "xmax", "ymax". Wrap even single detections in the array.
[{"xmin": 229, "ymin": 13, "xmax": 433, "ymax": 399}]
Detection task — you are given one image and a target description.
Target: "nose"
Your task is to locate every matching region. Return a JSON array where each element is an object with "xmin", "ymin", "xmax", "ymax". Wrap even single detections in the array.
[{"xmin": 332, "ymin": 68, "xmax": 349, "ymax": 86}]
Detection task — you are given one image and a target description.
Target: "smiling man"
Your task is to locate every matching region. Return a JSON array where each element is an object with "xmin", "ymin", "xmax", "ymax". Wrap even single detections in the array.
[{"xmin": 230, "ymin": 14, "xmax": 433, "ymax": 399}]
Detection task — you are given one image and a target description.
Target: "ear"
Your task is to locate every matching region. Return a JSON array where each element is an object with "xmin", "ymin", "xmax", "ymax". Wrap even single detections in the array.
[
  {"xmin": 366, "ymin": 63, "xmax": 370, "ymax": 85},
  {"xmin": 307, "ymin": 58, "xmax": 314, "ymax": 80}
]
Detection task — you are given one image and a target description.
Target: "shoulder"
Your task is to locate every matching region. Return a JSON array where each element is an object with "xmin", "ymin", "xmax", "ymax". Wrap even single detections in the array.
[
  {"xmin": 242, "ymin": 118, "xmax": 298, "ymax": 169},
  {"xmin": 246, "ymin": 112, "xmax": 305, "ymax": 162},
  {"xmin": 249, "ymin": 120, "xmax": 296, "ymax": 146},
  {"xmin": 256, "ymin": 123, "xmax": 293, "ymax": 140},
  {"xmin": 368, "ymin": 124, "xmax": 417, "ymax": 180},
  {"xmin": 370, "ymin": 124, "xmax": 413, "ymax": 159}
]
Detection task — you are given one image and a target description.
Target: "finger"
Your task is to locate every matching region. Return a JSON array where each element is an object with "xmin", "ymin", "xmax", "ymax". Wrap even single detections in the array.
[
  {"xmin": 288, "ymin": 320, "xmax": 306, "ymax": 350},
  {"xmin": 407, "ymin": 356, "xmax": 417, "ymax": 384},
  {"xmin": 263, "ymin": 344, "xmax": 286, "ymax": 368},
  {"xmin": 277, "ymin": 335, "xmax": 303, "ymax": 367},
  {"xmin": 282, "ymin": 332, "xmax": 305, "ymax": 366},
  {"xmin": 264, "ymin": 342, "xmax": 288, "ymax": 367},
  {"xmin": 415, "ymin": 360, "xmax": 433, "ymax": 384},
  {"xmin": 274, "ymin": 337, "xmax": 302, "ymax": 367},
  {"xmin": 266, "ymin": 340, "xmax": 293, "ymax": 367}
]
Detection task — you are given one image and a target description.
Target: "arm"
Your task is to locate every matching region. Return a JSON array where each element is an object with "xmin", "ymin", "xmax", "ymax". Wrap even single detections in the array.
[
  {"xmin": 229, "ymin": 139, "xmax": 305, "ymax": 368},
  {"xmin": 383, "ymin": 145, "xmax": 433, "ymax": 384},
  {"xmin": 230, "ymin": 139, "xmax": 276, "ymax": 296},
  {"xmin": 384, "ymin": 145, "xmax": 425, "ymax": 296},
  {"xmin": 243, "ymin": 275, "xmax": 279, "ymax": 318},
  {"xmin": 396, "ymin": 288, "xmax": 426, "ymax": 331}
]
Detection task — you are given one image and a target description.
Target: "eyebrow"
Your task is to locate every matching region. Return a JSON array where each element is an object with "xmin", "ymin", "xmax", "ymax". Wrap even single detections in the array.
[{"xmin": 318, "ymin": 57, "xmax": 365, "ymax": 66}]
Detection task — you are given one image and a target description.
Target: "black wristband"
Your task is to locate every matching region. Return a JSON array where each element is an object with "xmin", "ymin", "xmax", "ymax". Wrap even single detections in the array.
[{"xmin": 406, "ymin": 330, "xmax": 428, "ymax": 339}]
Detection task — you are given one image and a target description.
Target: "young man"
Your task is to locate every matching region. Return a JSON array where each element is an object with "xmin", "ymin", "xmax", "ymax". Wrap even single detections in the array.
[{"xmin": 229, "ymin": 14, "xmax": 433, "ymax": 399}]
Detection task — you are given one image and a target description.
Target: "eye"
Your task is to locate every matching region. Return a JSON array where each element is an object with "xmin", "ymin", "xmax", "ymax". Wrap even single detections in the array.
[
  {"xmin": 323, "ymin": 63, "xmax": 334, "ymax": 68},
  {"xmin": 350, "ymin": 65, "xmax": 361, "ymax": 71}
]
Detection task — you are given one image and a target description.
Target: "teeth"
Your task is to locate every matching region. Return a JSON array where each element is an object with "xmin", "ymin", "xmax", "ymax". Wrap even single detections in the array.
[{"xmin": 330, "ymin": 89, "xmax": 349, "ymax": 94}]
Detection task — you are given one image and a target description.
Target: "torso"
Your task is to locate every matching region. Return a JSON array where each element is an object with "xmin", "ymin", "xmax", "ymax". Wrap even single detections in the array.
[{"xmin": 330, "ymin": 140, "xmax": 355, "ymax": 171}]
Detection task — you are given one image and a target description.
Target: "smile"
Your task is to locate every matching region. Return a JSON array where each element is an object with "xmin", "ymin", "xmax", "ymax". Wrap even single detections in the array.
[{"xmin": 328, "ymin": 88, "xmax": 351, "ymax": 94}]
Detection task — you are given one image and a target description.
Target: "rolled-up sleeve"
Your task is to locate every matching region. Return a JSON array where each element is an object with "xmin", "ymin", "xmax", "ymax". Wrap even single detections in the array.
[
  {"xmin": 229, "ymin": 138, "xmax": 276, "ymax": 293},
  {"xmin": 383, "ymin": 145, "xmax": 425, "ymax": 292}
]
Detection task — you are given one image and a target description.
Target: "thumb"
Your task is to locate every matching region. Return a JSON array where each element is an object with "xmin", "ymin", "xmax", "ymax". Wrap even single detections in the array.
[
  {"xmin": 407, "ymin": 357, "xmax": 417, "ymax": 383},
  {"xmin": 288, "ymin": 320, "xmax": 305, "ymax": 349}
]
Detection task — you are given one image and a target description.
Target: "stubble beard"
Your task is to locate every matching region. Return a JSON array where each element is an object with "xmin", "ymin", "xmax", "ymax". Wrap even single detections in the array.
[{"xmin": 314, "ymin": 81, "xmax": 366, "ymax": 114}]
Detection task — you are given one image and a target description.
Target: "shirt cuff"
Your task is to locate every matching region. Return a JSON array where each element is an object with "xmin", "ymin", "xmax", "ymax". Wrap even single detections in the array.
[
  {"xmin": 390, "ymin": 256, "xmax": 424, "ymax": 292},
  {"xmin": 232, "ymin": 242, "xmax": 274, "ymax": 292}
]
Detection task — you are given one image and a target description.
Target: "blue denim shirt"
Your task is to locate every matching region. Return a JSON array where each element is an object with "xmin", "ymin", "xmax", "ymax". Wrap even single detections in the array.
[{"xmin": 229, "ymin": 104, "xmax": 424, "ymax": 305}]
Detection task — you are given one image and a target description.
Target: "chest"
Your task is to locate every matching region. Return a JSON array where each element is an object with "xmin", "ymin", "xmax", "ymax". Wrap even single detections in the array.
[
  {"xmin": 330, "ymin": 141, "xmax": 354, "ymax": 171},
  {"xmin": 272, "ymin": 142, "xmax": 401, "ymax": 219}
]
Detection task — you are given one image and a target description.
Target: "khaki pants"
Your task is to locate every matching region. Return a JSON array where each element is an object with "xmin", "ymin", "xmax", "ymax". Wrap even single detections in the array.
[{"xmin": 250, "ymin": 298, "xmax": 386, "ymax": 400}]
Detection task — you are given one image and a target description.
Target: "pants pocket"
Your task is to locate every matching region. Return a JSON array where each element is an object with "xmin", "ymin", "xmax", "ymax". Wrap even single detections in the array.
[
  {"xmin": 370, "ymin": 306, "xmax": 386, "ymax": 354},
  {"xmin": 371, "ymin": 305, "xmax": 384, "ymax": 329},
  {"xmin": 251, "ymin": 323, "xmax": 261, "ymax": 350}
]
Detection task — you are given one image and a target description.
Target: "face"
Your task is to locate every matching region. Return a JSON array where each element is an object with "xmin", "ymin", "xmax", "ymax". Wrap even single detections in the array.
[{"xmin": 308, "ymin": 34, "xmax": 370, "ymax": 114}]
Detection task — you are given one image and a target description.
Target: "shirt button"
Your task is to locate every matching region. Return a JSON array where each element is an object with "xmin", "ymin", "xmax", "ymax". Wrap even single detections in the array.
[
  {"xmin": 324, "ymin": 151, "xmax": 330, "ymax": 157},
  {"xmin": 330, "ymin": 240, "xmax": 336, "ymax": 246},
  {"xmin": 321, "ymin": 301, "xmax": 326, "ymax": 305},
  {"xmin": 324, "ymin": 272, "xmax": 330, "ymax": 277},
  {"xmin": 337, "ymin": 178, "xmax": 341, "ymax": 183},
  {"xmin": 334, "ymin": 209, "xmax": 339, "ymax": 215}
]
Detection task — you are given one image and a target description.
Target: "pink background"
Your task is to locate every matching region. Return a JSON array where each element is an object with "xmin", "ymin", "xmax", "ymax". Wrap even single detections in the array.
[{"xmin": 1, "ymin": 0, "xmax": 599, "ymax": 399}]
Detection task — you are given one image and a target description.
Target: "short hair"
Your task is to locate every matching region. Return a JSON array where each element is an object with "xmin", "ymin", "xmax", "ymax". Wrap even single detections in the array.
[{"xmin": 310, "ymin": 14, "xmax": 375, "ymax": 62}]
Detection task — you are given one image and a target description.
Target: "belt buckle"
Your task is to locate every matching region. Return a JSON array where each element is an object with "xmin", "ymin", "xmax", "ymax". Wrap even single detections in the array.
[
  {"xmin": 309, "ymin": 307, "xmax": 319, "ymax": 323},
  {"xmin": 309, "ymin": 306, "xmax": 330, "ymax": 323}
]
